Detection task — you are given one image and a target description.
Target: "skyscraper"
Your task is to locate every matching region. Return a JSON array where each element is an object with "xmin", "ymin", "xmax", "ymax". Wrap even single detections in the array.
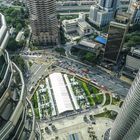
[
  {"xmin": 27, "ymin": 0, "xmax": 59, "ymax": 45},
  {"xmin": 104, "ymin": 21, "xmax": 128, "ymax": 63},
  {"xmin": 0, "ymin": 13, "xmax": 41, "ymax": 140},
  {"xmin": 110, "ymin": 69, "xmax": 140, "ymax": 140}
]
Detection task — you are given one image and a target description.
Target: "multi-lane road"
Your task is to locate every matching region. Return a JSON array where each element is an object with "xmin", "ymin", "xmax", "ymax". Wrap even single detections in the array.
[{"xmin": 20, "ymin": 50, "xmax": 130, "ymax": 98}]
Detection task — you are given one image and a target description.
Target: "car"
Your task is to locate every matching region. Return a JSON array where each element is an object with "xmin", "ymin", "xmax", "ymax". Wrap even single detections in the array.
[{"xmin": 92, "ymin": 122, "xmax": 96, "ymax": 125}]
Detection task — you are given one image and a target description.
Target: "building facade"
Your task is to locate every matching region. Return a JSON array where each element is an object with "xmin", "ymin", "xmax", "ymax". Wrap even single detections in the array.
[
  {"xmin": 89, "ymin": 5, "xmax": 114, "ymax": 27},
  {"xmin": 0, "ymin": 13, "xmax": 41, "ymax": 140},
  {"xmin": 27, "ymin": 0, "xmax": 59, "ymax": 45},
  {"xmin": 128, "ymin": 1, "xmax": 140, "ymax": 24},
  {"xmin": 98, "ymin": 0, "xmax": 118, "ymax": 9},
  {"xmin": 125, "ymin": 47, "xmax": 140, "ymax": 71},
  {"xmin": 104, "ymin": 21, "xmax": 128, "ymax": 63},
  {"xmin": 89, "ymin": 0, "xmax": 118, "ymax": 27},
  {"xmin": 110, "ymin": 69, "xmax": 140, "ymax": 140},
  {"xmin": 119, "ymin": 0, "xmax": 130, "ymax": 12}
]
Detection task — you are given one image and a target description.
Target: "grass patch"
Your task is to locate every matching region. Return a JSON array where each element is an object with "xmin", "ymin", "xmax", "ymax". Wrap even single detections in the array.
[
  {"xmin": 32, "ymin": 92, "xmax": 38, "ymax": 108},
  {"xmin": 31, "ymin": 92, "xmax": 40, "ymax": 119},
  {"xmin": 46, "ymin": 91, "xmax": 49, "ymax": 102},
  {"xmin": 93, "ymin": 94, "xmax": 103, "ymax": 104},
  {"xmin": 34, "ymin": 108, "xmax": 40, "ymax": 119},
  {"xmin": 92, "ymin": 86, "xmax": 99, "ymax": 94},
  {"xmin": 94, "ymin": 110, "xmax": 117, "ymax": 120},
  {"xmin": 104, "ymin": 93, "xmax": 111, "ymax": 106},
  {"xmin": 112, "ymin": 97, "xmax": 120, "ymax": 105},
  {"xmin": 29, "ymin": 61, "xmax": 33, "ymax": 67},
  {"xmin": 82, "ymin": 82, "xmax": 94, "ymax": 106}
]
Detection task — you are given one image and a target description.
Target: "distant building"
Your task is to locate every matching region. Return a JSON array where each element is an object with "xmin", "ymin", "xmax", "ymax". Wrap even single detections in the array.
[
  {"xmin": 104, "ymin": 13, "xmax": 130, "ymax": 63},
  {"xmin": 89, "ymin": 0, "xmax": 118, "ymax": 27},
  {"xmin": 89, "ymin": 5, "xmax": 114, "ymax": 27},
  {"xmin": 27, "ymin": 0, "xmax": 59, "ymax": 45},
  {"xmin": 98, "ymin": 0, "xmax": 118, "ymax": 9},
  {"xmin": 128, "ymin": 1, "xmax": 140, "ymax": 24},
  {"xmin": 62, "ymin": 13, "xmax": 93, "ymax": 39},
  {"xmin": 119, "ymin": 0, "xmax": 130, "ymax": 12}
]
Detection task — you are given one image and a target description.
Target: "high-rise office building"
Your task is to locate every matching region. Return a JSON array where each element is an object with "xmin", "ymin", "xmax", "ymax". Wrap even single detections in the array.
[
  {"xmin": 89, "ymin": 0, "xmax": 118, "ymax": 27},
  {"xmin": 27, "ymin": 0, "xmax": 59, "ymax": 45},
  {"xmin": 110, "ymin": 69, "xmax": 140, "ymax": 140},
  {"xmin": 0, "ymin": 13, "xmax": 41, "ymax": 140},
  {"xmin": 104, "ymin": 14, "xmax": 130, "ymax": 63}
]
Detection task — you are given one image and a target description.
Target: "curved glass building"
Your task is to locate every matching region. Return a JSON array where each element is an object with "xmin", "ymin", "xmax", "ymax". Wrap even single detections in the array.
[
  {"xmin": 110, "ymin": 69, "xmax": 140, "ymax": 140},
  {"xmin": 0, "ymin": 13, "xmax": 41, "ymax": 140}
]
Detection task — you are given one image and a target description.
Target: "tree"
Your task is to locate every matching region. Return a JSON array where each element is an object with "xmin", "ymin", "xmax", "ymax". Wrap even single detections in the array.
[
  {"xmin": 83, "ymin": 52, "xmax": 96, "ymax": 62},
  {"xmin": 10, "ymin": 9, "xmax": 19, "ymax": 17},
  {"xmin": 11, "ymin": 55, "xmax": 27, "ymax": 74},
  {"xmin": 55, "ymin": 48, "xmax": 65, "ymax": 55},
  {"xmin": 18, "ymin": 40, "xmax": 25, "ymax": 48},
  {"xmin": 124, "ymin": 40, "xmax": 136, "ymax": 48},
  {"xmin": 16, "ymin": 23, "xmax": 22, "ymax": 32},
  {"xmin": 5, "ymin": 16, "xmax": 12, "ymax": 24},
  {"xmin": 7, "ymin": 38, "xmax": 19, "ymax": 51},
  {"xmin": 24, "ymin": 28, "xmax": 30, "ymax": 38}
]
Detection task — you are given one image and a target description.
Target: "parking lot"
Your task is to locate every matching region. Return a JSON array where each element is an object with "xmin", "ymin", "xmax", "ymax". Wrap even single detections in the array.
[{"xmin": 56, "ymin": 58, "xmax": 130, "ymax": 97}]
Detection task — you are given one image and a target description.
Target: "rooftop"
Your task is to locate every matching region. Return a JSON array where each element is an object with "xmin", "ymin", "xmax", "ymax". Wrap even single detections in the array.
[
  {"xmin": 49, "ymin": 73, "xmax": 74, "ymax": 114},
  {"xmin": 78, "ymin": 20, "xmax": 92, "ymax": 28},
  {"xmin": 79, "ymin": 40, "xmax": 101, "ymax": 49},
  {"xmin": 63, "ymin": 19, "xmax": 78, "ymax": 24},
  {"xmin": 95, "ymin": 36, "xmax": 107, "ymax": 45}
]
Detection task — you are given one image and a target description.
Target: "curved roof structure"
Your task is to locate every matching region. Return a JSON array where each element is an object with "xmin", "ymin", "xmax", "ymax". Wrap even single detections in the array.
[{"xmin": 49, "ymin": 73, "xmax": 74, "ymax": 114}]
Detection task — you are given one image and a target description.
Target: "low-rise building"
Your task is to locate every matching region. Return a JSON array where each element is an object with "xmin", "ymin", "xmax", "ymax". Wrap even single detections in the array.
[
  {"xmin": 62, "ymin": 13, "xmax": 93, "ymax": 40},
  {"xmin": 125, "ymin": 47, "xmax": 140, "ymax": 70},
  {"xmin": 74, "ymin": 39, "xmax": 103, "ymax": 56},
  {"xmin": 123, "ymin": 47, "xmax": 140, "ymax": 79},
  {"xmin": 62, "ymin": 19, "xmax": 78, "ymax": 33}
]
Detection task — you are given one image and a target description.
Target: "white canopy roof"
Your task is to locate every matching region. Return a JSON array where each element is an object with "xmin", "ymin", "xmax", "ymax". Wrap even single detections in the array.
[{"xmin": 49, "ymin": 73, "xmax": 74, "ymax": 114}]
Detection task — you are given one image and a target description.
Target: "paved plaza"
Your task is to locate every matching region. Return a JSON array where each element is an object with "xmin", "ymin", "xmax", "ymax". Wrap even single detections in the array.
[{"xmin": 40, "ymin": 111, "xmax": 113, "ymax": 140}]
